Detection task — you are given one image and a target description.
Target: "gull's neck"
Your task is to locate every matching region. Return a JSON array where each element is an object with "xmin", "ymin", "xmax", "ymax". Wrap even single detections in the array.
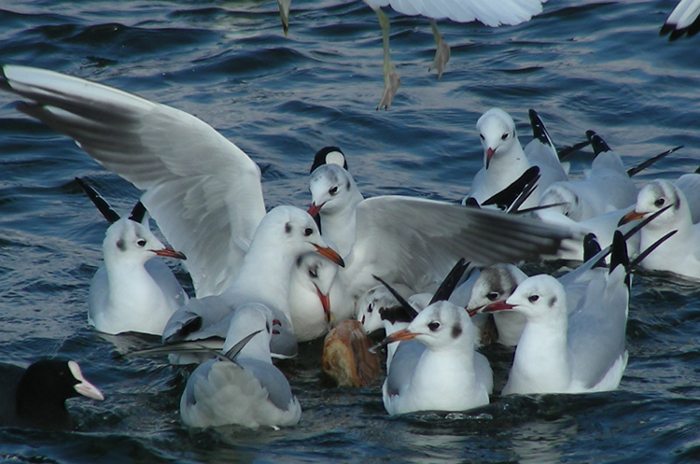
[{"xmin": 503, "ymin": 313, "xmax": 570, "ymax": 394}]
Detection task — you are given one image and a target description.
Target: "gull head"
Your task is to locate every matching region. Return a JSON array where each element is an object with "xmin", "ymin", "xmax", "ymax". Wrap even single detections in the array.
[
  {"xmin": 103, "ymin": 217, "xmax": 185, "ymax": 265},
  {"xmin": 477, "ymin": 108, "xmax": 518, "ymax": 169}
]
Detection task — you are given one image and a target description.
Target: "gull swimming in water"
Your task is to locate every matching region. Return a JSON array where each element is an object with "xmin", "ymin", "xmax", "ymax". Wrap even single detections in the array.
[
  {"xmin": 76, "ymin": 178, "xmax": 188, "ymax": 336},
  {"xmin": 481, "ymin": 232, "xmax": 631, "ymax": 395},
  {"xmin": 306, "ymin": 158, "xmax": 579, "ymax": 320},
  {"xmin": 466, "ymin": 108, "xmax": 568, "ymax": 208},
  {"xmin": 380, "ymin": 300, "xmax": 493, "ymax": 415},
  {"xmin": 180, "ymin": 303, "xmax": 301, "ymax": 429},
  {"xmin": 619, "ymin": 179, "xmax": 700, "ymax": 280}
]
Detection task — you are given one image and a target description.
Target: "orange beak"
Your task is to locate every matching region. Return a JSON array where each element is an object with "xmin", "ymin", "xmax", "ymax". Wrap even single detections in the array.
[
  {"xmin": 153, "ymin": 247, "xmax": 186, "ymax": 260},
  {"xmin": 307, "ymin": 202, "xmax": 323, "ymax": 217},
  {"xmin": 482, "ymin": 301, "xmax": 514, "ymax": 313},
  {"xmin": 314, "ymin": 244, "xmax": 345, "ymax": 267},
  {"xmin": 383, "ymin": 328, "xmax": 419, "ymax": 344},
  {"xmin": 618, "ymin": 210, "xmax": 647, "ymax": 227}
]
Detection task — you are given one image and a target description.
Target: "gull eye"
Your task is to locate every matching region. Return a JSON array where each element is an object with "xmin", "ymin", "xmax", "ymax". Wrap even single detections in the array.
[
  {"xmin": 309, "ymin": 268, "xmax": 318, "ymax": 278},
  {"xmin": 479, "ymin": 134, "xmax": 485, "ymax": 140},
  {"xmin": 266, "ymin": 323, "xmax": 270, "ymax": 333},
  {"xmin": 367, "ymin": 303, "xmax": 373, "ymax": 314},
  {"xmin": 136, "ymin": 239, "xmax": 147, "ymax": 247},
  {"xmin": 428, "ymin": 321, "xmax": 440, "ymax": 332},
  {"xmin": 329, "ymin": 186, "xmax": 338, "ymax": 195},
  {"xmin": 528, "ymin": 295, "xmax": 540, "ymax": 303},
  {"xmin": 501, "ymin": 132, "xmax": 509, "ymax": 141},
  {"xmin": 303, "ymin": 227, "xmax": 313, "ymax": 236},
  {"xmin": 487, "ymin": 292, "xmax": 499, "ymax": 301},
  {"xmin": 654, "ymin": 198, "xmax": 665, "ymax": 208}
]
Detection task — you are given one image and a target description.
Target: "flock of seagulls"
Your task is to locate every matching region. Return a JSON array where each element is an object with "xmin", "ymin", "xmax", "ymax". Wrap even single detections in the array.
[{"xmin": 1, "ymin": 0, "xmax": 699, "ymax": 432}]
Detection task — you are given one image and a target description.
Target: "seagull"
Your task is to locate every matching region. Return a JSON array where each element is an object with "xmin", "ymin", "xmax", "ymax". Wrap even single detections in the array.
[
  {"xmin": 380, "ymin": 300, "xmax": 493, "ymax": 415},
  {"xmin": 619, "ymin": 179, "xmax": 700, "ymax": 280},
  {"xmin": 162, "ymin": 206, "xmax": 344, "ymax": 347},
  {"xmin": 278, "ymin": 2, "xmax": 548, "ymax": 108},
  {"xmin": 661, "ymin": 0, "xmax": 700, "ymax": 40},
  {"xmin": 288, "ymin": 252, "xmax": 337, "ymax": 342},
  {"xmin": 481, "ymin": 232, "xmax": 630, "ymax": 395},
  {"xmin": 0, "ymin": 359, "xmax": 104, "ymax": 431},
  {"xmin": 1, "ymin": 65, "xmax": 577, "ymax": 340},
  {"xmin": 308, "ymin": 163, "xmax": 365, "ymax": 258},
  {"xmin": 180, "ymin": 303, "xmax": 301, "ymax": 429},
  {"xmin": 364, "ymin": 1, "xmax": 549, "ymax": 108},
  {"xmin": 465, "ymin": 263, "xmax": 527, "ymax": 347},
  {"xmin": 75, "ymin": 178, "xmax": 189, "ymax": 336},
  {"xmin": 306, "ymin": 158, "xmax": 579, "ymax": 320},
  {"xmin": 466, "ymin": 108, "xmax": 568, "ymax": 208},
  {"xmin": 538, "ymin": 132, "xmax": 638, "ymax": 222}
]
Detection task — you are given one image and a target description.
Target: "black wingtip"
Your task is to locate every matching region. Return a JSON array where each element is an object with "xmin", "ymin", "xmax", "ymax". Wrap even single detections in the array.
[
  {"xmin": 482, "ymin": 166, "xmax": 540, "ymax": 211},
  {"xmin": 528, "ymin": 109, "xmax": 553, "ymax": 147},
  {"xmin": 372, "ymin": 275, "xmax": 419, "ymax": 320},
  {"xmin": 583, "ymin": 233, "xmax": 606, "ymax": 268},
  {"xmin": 609, "ymin": 230, "xmax": 631, "ymax": 287},
  {"xmin": 626, "ymin": 146, "xmax": 682, "ymax": 177},
  {"xmin": 310, "ymin": 146, "xmax": 347, "ymax": 173},
  {"xmin": 128, "ymin": 201, "xmax": 148, "ymax": 223},
  {"xmin": 429, "ymin": 258, "xmax": 469, "ymax": 304},
  {"xmin": 558, "ymin": 139, "xmax": 591, "ymax": 160},
  {"xmin": 75, "ymin": 177, "xmax": 121, "ymax": 224},
  {"xmin": 586, "ymin": 130, "xmax": 611, "ymax": 155}
]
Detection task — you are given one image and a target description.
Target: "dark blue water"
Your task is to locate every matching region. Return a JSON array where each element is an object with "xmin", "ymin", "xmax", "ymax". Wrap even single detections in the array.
[{"xmin": 2, "ymin": 0, "xmax": 700, "ymax": 462}]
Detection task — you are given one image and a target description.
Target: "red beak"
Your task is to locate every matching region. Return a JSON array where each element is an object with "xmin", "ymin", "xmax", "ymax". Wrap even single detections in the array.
[
  {"xmin": 153, "ymin": 247, "xmax": 186, "ymax": 260},
  {"xmin": 482, "ymin": 300, "xmax": 514, "ymax": 313},
  {"xmin": 485, "ymin": 147, "xmax": 496, "ymax": 169},
  {"xmin": 316, "ymin": 285, "xmax": 331, "ymax": 323},
  {"xmin": 307, "ymin": 202, "xmax": 323, "ymax": 217}
]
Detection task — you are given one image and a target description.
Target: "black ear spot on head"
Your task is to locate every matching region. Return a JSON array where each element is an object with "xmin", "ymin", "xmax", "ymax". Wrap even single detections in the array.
[
  {"xmin": 285, "ymin": 222, "xmax": 292, "ymax": 234},
  {"xmin": 452, "ymin": 323, "xmax": 463, "ymax": 339},
  {"xmin": 548, "ymin": 296, "xmax": 557, "ymax": 308},
  {"xmin": 116, "ymin": 239, "xmax": 126, "ymax": 251}
]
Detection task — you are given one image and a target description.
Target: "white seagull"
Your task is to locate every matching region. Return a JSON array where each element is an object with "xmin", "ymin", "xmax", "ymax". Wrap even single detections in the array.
[
  {"xmin": 180, "ymin": 303, "xmax": 301, "ymax": 429},
  {"xmin": 161, "ymin": 206, "xmax": 344, "ymax": 346},
  {"xmin": 538, "ymin": 132, "xmax": 638, "ymax": 222},
  {"xmin": 481, "ymin": 234, "xmax": 630, "ymax": 395},
  {"xmin": 76, "ymin": 178, "xmax": 189, "ymax": 336},
  {"xmin": 280, "ymin": 1, "xmax": 549, "ymax": 108},
  {"xmin": 465, "ymin": 263, "xmax": 528, "ymax": 347},
  {"xmin": 380, "ymin": 300, "xmax": 493, "ymax": 415},
  {"xmin": 619, "ymin": 179, "xmax": 700, "ymax": 280},
  {"xmin": 466, "ymin": 108, "xmax": 568, "ymax": 208},
  {"xmin": 306, "ymin": 159, "xmax": 578, "ymax": 320}
]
